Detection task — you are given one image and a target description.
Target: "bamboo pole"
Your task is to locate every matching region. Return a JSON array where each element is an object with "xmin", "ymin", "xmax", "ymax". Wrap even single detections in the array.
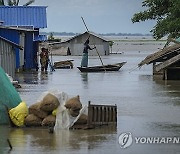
[{"xmin": 81, "ymin": 17, "xmax": 105, "ymax": 67}]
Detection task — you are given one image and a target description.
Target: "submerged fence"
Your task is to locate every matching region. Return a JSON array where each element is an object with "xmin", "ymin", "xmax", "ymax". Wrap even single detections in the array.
[{"xmin": 87, "ymin": 101, "xmax": 117, "ymax": 128}]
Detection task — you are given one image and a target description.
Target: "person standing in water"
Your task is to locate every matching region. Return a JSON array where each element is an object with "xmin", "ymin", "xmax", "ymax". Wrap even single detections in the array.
[
  {"xmin": 40, "ymin": 48, "xmax": 49, "ymax": 72},
  {"xmin": 81, "ymin": 38, "xmax": 96, "ymax": 67}
]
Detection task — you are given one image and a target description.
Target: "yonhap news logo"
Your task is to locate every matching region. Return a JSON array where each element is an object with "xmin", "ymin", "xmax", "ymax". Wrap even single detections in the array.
[
  {"xmin": 118, "ymin": 132, "xmax": 133, "ymax": 148},
  {"xmin": 118, "ymin": 132, "xmax": 180, "ymax": 149}
]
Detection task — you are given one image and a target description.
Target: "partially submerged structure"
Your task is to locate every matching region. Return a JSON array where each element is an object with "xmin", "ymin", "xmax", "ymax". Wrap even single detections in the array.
[
  {"xmin": 50, "ymin": 31, "xmax": 110, "ymax": 56},
  {"xmin": 0, "ymin": 6, "xmax": 47, "ymax": 71},
  {"xmin": 0, "ymin": 36, "xmax": 23, "ymax": 77},
  {"xmin": 71, "ymin": 101, "xmax": 117, "ymax": 129},
  {"xmin": 0, "ymin": 26, "xmax": 38, "ymax": 71},
  {"xmin": 139, "ymin": 43, "xmax": 180, "ymax": 80}
]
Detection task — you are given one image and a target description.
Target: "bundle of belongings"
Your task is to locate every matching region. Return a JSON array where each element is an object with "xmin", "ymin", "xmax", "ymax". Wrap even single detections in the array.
[
  {"xmin": 25, "ymin": 93, "xmax": 60, "ymax": 127},
  {"xmin": 0, "ymin": 67, "xmax": 87, "ymax": 128},
  {"xmin": 8, "ymin": 90, "xmax": 88, "ymax": 129}
]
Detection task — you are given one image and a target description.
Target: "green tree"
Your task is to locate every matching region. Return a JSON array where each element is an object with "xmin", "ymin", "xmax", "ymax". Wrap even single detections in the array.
[
  {"xmin": 0, "ymin": 0, "xmax": 35, "ymax": 6},
  {"xmin": 48, "ymin": 32, "xmax": 55, "ymax": 40},
  {"xmin": 132, "ymin": 0, "xmax": 180, "ymax": 40}
]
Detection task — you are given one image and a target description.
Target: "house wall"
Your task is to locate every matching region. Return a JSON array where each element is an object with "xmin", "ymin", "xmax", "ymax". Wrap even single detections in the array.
[
  {"xmin": 153, "ymin": 63, "xmax": 164, "ymax": 80},
  {"xmin": 0, "ymin": 28, "xmax": 20, "ymax": 68},
  {"xmin": 0, "ymin": 6, "xmax": 47, "ymax": 70},
  {"xmin": 0, "ymin": 39, "xmax": 16, "ymax": 77},
  {"xmin": 0, "ymin": 28, "xmax": 38, "ymax": 70},
  {"xmin": 52, "ymin": 33, "xmax": 110, "ymax": 56},
  {"xmin": 153, "ymin": 61, "xmax": 180, "ymax": 80},
  {"xmin": 69, "ymin": 33, "xmax": 109, "ymax": 56},
  {"xmin": 19, "ymin": 32, "xmax": 25, "ymax": 67},
  {"xmin": 24, "ymin": 32, "xmax": 35, "ymax": 69}
]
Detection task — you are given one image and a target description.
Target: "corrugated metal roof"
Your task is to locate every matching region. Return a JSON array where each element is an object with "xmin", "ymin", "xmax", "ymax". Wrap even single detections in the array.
[
  {"xmin": 0, "ymin": 35, "xmax": 22, "ymax": 49},
  {"xmin": 0, "ymin": 6, "xmax": 47, "ymax": 28},
  {"xmin": 64, "ymin": 31, "xmax": 110, "ymax": 43},
  {"xmin": 0, "ymin": 25, "xmax": 38, "ymax": 32},
  {"xmin": 34, "ymin": 34, "xmax": 47, "ymax": 41}
]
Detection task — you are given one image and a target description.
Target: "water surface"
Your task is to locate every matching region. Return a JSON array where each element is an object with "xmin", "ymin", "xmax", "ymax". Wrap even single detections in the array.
[{"xmin": 0, "ymin": 40, "xmax": 180, "ymax": 154}]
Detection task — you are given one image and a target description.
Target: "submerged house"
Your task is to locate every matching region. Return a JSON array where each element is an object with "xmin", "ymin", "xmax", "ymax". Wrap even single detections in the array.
[
  {"xmin": 0, "ymin": 6, "xmax": 47, "ymax": 71},
  {"xmin": 138, "ymin": 43, "xmax": 180, "ymax": 80},
  {"xmin": 0, "ymin": 26, "xmax": 39, "ymax": 71},
  {"xmin": 51, "ymin": 31, "xmax": 110, "ymax": 56}
]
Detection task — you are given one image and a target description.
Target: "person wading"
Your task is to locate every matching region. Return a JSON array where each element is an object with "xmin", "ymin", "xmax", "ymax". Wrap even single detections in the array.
[
  {"xmin": 81, "ymin": 38, "xmax": 96, "ymax": 67},
  {"xmin": 40, "ymin": 48, "xmax": 49, "ymax": 72}
]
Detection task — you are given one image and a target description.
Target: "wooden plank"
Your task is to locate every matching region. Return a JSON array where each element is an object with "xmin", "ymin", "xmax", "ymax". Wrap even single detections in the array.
[
  {"xmin": 112, "ymin": 107, "xmax": 116, "ymax": 122},
  {"xmin": 115, "ymin": 106, "xmax": 117, "ymax": 123},
  {"xmin": 94, "ymin": 107, "xmax": 97, "ymax": 123},
  {"xmin": 109, "ymin": 107, "xmax": 112, "ymax": 122},
  {"xmin": 155, "ymin": 54, "xmax": 180, "ymax": 72},
  {"xmin": 87, "ymin": 101, "xmax": 93, "ymax": 127},
  {"xmin": 87, "ymin": 101, "xmax": 117, "ymax": 128},
  {"xmin": 105, "ymin": 108, "xmax": 108, "ymax": 124},
  {"xmin": 102, "ymin": 106, "xmax": 105, "ymax": 124}
]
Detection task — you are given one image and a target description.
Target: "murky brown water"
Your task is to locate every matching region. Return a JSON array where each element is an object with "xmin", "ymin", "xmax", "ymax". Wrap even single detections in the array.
[{"xmin": 1, "ymin": 38, "xmax": 180, "ymax": 154}]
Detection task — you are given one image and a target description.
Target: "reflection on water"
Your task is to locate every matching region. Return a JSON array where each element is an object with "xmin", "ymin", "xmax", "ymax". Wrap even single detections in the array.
[
  {"xmin": 0, "ymin": 126, "xmax": 117, "ymax": 154},
  {"xmin": 1, "ymin": 48, "xmax": 180, "ymax": 154},
  {"xmin": 150, "ymin": 122, "xmax": 180, "ymax": 135},
  {"xmin": 55, "ymin": 126, "xmax": 117, "ymax": 151},
  {"xmin": 80, "ymin": 73, "xmax": 88, "ymax": 89},
  {"xmin": 16, "ymin": 71, "xmax": 49, "ymax": 85}
]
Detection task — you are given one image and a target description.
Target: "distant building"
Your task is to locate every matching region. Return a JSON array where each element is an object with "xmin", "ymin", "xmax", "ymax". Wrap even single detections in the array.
[
  {"xmin": 138, "ymin": 43, "xmax": 180, "ymax": 80},
  {"xmin": 0, "ymin": 6, "xmax": 47, "ymax": 70},
  {"xmin": 51, "ymin": 31, "xmax": 110, "ymax": 56}
]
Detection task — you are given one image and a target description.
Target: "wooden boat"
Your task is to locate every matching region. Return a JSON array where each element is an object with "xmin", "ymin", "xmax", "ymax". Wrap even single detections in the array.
[
  {"xmin": 53, "ymin": 60, "xmax": 74, "ymax": 69},
  {"xmin": 77, "ymin": 62, "xmax": 126, "ymax": 72}
]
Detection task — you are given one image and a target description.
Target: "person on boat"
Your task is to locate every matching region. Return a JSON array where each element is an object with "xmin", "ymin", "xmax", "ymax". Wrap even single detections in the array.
[
  {"xmin": 81, "ymin": 38, "xmax": 96, "ymax": 67},
  {"xmin": 40, "ymin": 48, "xmax": 49, "ymax": 72}
]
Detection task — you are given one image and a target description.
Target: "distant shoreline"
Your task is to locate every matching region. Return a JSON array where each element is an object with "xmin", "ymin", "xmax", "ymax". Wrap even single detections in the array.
[{"xmin": 40, "ymin": 31, "xmax": 152, "ymax": 37}]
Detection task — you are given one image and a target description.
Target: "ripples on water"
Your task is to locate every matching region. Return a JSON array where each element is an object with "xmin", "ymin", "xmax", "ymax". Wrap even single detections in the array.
[{"xmin": 1, "ymin": 39, "xmax": 180, "ymax": 154}]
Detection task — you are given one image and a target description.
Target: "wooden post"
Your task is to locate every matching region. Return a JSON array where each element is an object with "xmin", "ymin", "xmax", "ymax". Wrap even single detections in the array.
[
  {"xmin": 165, "ymin": 69, "xmax": 168, "ymax": 80},
  {"xmin": 87, "ymin": 101, "xmax": 92, "ymax": 127}
]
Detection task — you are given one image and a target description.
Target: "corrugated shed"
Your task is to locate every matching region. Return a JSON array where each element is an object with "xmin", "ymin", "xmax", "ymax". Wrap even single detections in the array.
[
  {"xmin": 0, "ymin": 26, "xmax": 40, "ymax": 69},
  {"xmin": 64, "ymin": 31, "xmax": 110, "ymax": 43},
  {"xmin": 0, "ymin": 28, "xmax": 20, "ymax": 68},
  {"xmin": 49, "ymin": 31, "xmax": 110, "ymax": 56},
  {"xmin": 0, "ymin": 36, "xmax": 22, "ymax": 77},
  {"xmin": 0, "ymin": 6, "xmax": 47, "ymax": 28}
]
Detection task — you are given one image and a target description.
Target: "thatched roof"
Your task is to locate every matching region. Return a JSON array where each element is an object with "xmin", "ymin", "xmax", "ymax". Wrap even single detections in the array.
[{"xmin": 138, "ymin": 43, "xmax": 180, "ymax": 67}]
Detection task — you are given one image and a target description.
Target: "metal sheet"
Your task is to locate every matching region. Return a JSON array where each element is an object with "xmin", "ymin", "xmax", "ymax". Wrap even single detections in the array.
[
  {"xmin": 0, "ymin": 39, "xmax": 16, "ymax": 77},
  {"xmin": 0, "ymin": 6, "xmax": 47, "ymax": 28}
]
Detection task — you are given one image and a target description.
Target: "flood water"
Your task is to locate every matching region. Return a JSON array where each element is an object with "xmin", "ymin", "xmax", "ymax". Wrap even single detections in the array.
[{"xmin": 1, "ymin": 38, "xmax": 180, "ymax": 154}]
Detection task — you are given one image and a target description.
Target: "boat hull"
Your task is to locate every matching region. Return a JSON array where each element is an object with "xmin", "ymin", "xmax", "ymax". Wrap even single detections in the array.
[{"xmin": 77, "ymin": 62, "xmax": 126, "ymax": 72}]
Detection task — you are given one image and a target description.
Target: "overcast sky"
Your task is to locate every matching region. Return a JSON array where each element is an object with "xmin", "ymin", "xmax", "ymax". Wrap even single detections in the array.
[{"xmin": 20, "ymin": 0, "xmax": 156, "ymax": 34}]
